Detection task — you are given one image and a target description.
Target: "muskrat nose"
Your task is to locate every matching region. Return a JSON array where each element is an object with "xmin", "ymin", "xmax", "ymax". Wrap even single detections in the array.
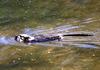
[{"xmin": 15, "ymin": 36, "xmax": 18, "ymax": 41}]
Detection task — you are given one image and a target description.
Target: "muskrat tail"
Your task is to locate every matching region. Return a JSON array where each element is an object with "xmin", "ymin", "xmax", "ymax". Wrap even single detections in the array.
[{"xmin": 63, "ymin": 33, "xmax": 94, "ymax": 36}]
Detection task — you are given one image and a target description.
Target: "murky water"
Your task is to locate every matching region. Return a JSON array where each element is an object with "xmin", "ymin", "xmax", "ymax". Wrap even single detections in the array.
[
  {"xmin": 0, "ymin": 0, "xmax": 100, "ymax": 69},
  {"xmin": 0, "ymin": 17, "xmax": 100, "ymax": 70}
]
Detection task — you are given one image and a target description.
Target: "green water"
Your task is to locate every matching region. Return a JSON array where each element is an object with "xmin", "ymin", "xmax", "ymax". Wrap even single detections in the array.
[{"xmin": 0, "ymin": 0, "xmax": 100, "ymax": 70}]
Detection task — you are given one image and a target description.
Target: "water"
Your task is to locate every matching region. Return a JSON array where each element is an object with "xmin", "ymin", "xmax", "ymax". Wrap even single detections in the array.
[
  {"xmin": 0, "ymin": 1, "xmax": 100, "ymax": 70},
  {"xmin": 0, "ymin": 21, "xmax": 100, "ymax": 70},
  {"xmin": 0, "ymin": 25, "xmax": 99, "ymax": 49}
]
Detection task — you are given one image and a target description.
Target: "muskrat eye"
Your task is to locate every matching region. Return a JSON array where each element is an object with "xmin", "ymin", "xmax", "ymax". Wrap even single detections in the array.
[{"xmin": 21, "ymin": 37, "xmax": 24, "ymax": 39}]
